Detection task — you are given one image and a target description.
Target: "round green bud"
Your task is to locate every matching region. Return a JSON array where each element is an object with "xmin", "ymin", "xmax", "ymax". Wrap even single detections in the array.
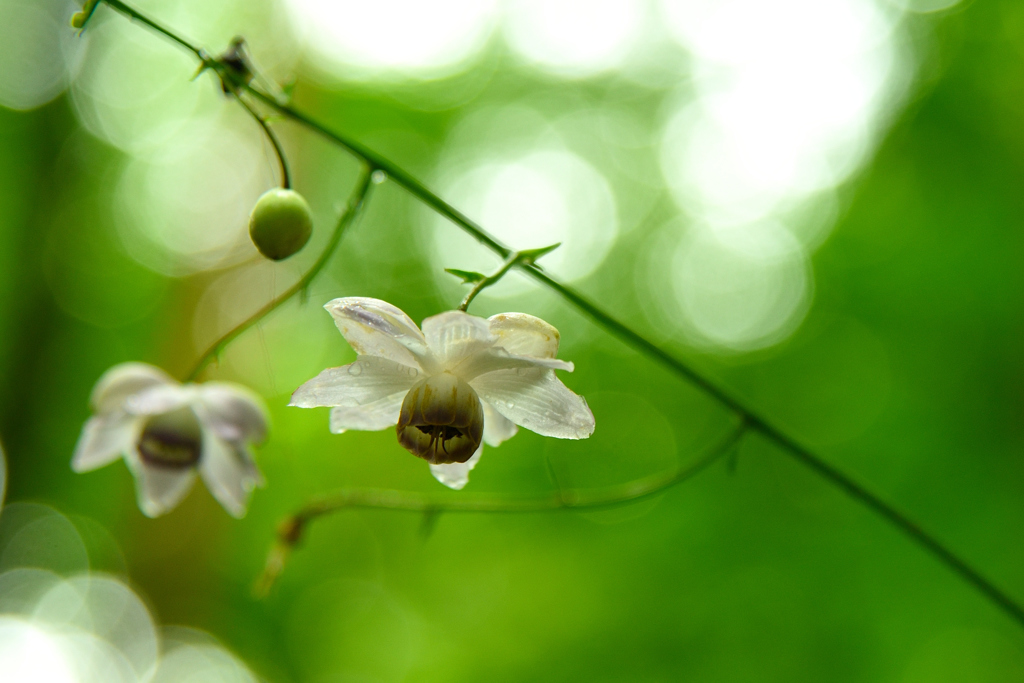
[{"xmin": 248, "ymin": 189, "xmax": 313, "ymax": 261}]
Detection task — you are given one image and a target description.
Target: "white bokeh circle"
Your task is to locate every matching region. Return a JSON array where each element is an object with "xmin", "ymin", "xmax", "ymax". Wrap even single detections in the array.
[
  {"xmin": 502, "ymin": 0, "xmax": 644, "ymax": 77},
  {"xmin": 286, "ymin": 0, "xmax": 499, "ymax": 78},
  {"xmin": 430, "ymin": 148, "xmax": 619, "ymax": 298},
  {"xmin": 0, "ymin": 0, "xmax": 80, "ymax": 111},
  {"xmin": 70, "ymin": 19, "xmax": 207, "ymax": 156},
  {"xmin": 114, "ymin": 115, "xmax": 269, "ymax": 276},
  {"xmin": 653, "ymin": 221, "xmax": 813, "ymax": 352}
]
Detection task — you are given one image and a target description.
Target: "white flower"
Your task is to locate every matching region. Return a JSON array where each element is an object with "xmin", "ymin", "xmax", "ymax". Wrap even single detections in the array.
[
  {"xmin": 72, "ymin": 362, "xmax": 268, "ymax": 518},
  {"xmin": 290, "ymin": 298, "xmax": 595, "ymax": 489}
]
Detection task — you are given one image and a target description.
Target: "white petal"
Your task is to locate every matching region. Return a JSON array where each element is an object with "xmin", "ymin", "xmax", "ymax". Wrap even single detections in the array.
[
  {"xmin": 290, "ymin": 357, "xmax": 420, "ymax": 408},
  {"xmin": 90, "ymin": 362, "xmax": 175, "ymax": 413},
  {"xmin": 194, "ymin": 382, "xmax": 269, "ymax": 444},
  {"xmin": 329, "ymin": 391, "xmax": 406, "ymax": 433},
  {"xmin": 324, "ymin": 297, "xmax": 431, "ymax": 369},
  {"xmin": 199, "ymin": 433, "xmax": 263, "ymax": 518},
  {"xmin": 421, "ymin": 311, "xmax": 495, "ymax": 370},
  {"xmin": 72, "ymin": 415, "xmax": 137, "ymax": 472},
  {"xmin": 454, "ymin": 347, "xmax": 573, "ymax": 381},
  {"xmin": 124, "ymin": 384, "xmax": 193, "ymax": 416},
  {"xmin": 488, "ymin": 312, "xmax": 561, "ymax": 359},
  {"xmin": 429, "ymin": 444, "xmax": 483, "ymax": 490},
  {"xmin": 470, "ymin": 369, "xmax": 595, "ymax": 439},
  {"xmin": 482, "ymin": 401, "xmax": 517, "ymax": 448},
  {"xmin": 128, "ymin": 456, "xmax": 196, "ymax": 518}
]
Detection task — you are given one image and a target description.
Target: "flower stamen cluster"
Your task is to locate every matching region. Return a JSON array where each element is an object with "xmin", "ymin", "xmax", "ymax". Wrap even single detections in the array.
[{"xmin": 397, "ymin": 374, "xmax": 484, "ymax": 464}]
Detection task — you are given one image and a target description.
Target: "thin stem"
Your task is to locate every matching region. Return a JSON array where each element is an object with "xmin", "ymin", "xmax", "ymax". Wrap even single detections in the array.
[
  {"xmin": 186, "ymin": 166, "xmax": 373, "ymax": 381},
  {"xmin": 775, "ymin": 437, "xmax": 1024, "ymax": 625},
  {"xmin": 93, "ymin": 0, "xmax": 1024, "ymax": 630},
  {"xmin": 258, "ymin": 93, "xmax": 1024, "ymax": 628},
  {"xmin": 235, "ymin": 95, "xmax": 290, "ymax": 189},
  {"xmin": 458, "ymin": 252, "xmax": 519, "ymax": 311},
  {"xmin": 245, "ymin": 90, "xmax": 512, "ymax": 258},
  {"xmin": 100, "ymin": 0, "xmax": 204, "ymax": 58},
  {"xmin": 255, "ymin": 420, "xmax": 749, "ymax": 595}
]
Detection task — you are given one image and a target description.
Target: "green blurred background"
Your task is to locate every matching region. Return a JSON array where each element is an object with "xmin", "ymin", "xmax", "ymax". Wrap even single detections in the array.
[{"xmin": 2, "ymin": 0, "xmax": 1024, "ymax": 679}]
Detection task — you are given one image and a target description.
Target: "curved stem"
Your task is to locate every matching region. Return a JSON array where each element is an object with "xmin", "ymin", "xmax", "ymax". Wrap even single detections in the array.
[
  {"xmin": 255, "ymin": 421, "xmax": 749, "ymax": 595},
  {"xmin": 457, "ymin": 244, "xmax": 558, "ymax": 310},
  {"xmin": 775, "ymin": 435, "xmax": 1024, "ymax": 625},
  {"xmin": 100, "ymin": 0, "xmax": 204, "ymax": 57},
  {"xmin": 93, "ymin": 0, "xmax": 1024, "ymax": 630},
  {"xmin": 246, "ymin": 90, "xmax": 512, "ymax": 258},
  {"xmin": 258, "ymin": 90, "xmax": 1024, "ymax": 626},
  {"xmin": 235, "ymin": 95, "xmax": 290, "ymax": 189},
  {"xmin": 519, "ymin": 266, "xmax": 1024, "ymax": 624},
  {"xmin": 458, "ymin": 252, "xmax": 519, "ymax": 312},
  {"xmin": 186, "ymin": 166, "xmax": 373, "ymax": 381}
]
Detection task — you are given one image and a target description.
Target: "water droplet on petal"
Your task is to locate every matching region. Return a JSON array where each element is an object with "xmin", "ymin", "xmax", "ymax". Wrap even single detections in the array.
[
  {"xmin": 348, "ymin": 364, "xmax": 363, "ymax": 376},
  {"xmin": 371, "ymin": 170, "xmax": 387, "ymax": 184}
]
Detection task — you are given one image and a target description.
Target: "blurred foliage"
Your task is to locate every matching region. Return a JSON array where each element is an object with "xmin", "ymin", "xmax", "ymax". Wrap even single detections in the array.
[{"xmin": 1, "ymin": 0, "xmax": 1024, "ymax": 681}]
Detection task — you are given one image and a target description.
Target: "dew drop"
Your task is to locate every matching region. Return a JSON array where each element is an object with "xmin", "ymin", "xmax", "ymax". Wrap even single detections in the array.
[
  {"xmin": 371, "ymin": 170, "xmax": 387, "ymax": 185},
  {"xmin": 347, "ymin": 364, "xmax": 363, "ymax": 376}
]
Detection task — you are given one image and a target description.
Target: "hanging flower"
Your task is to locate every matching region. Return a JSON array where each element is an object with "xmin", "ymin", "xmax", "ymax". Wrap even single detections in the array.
[
  {"xmin": 290, "ymin": 298, "xmax": 594, "ymax": 489},
  {"xmin": 72, "ymin": 363, "xmax": 268, "ymax": 518}
]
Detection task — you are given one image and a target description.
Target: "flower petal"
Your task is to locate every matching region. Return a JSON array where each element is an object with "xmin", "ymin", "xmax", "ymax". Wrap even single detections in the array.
[
  {"xmin": 482, "ymin": 401, "xmax": 517, "ymax": 448},
  {"xmin": 194, "ymin": 382, "xmax": 269, "ymax": 444},
  {"xmin": 90, "ymin": 362, "xmax": 175, "ymax": 414},
  {"xmin": 291, "ymin": 357, "xmax": 421, "ymax": 408},
  {"xmin": 72, "ymin": 415, "xmax": 137, "ymax": 472},
  {"xmin": 329, "ymin": 391, "xmax": 406, "ymax": 433},
  {"xmin": 199, "ymin": 433, "xmax": 263, "ymax": 518},
  {"xmin": 324, "ymin": 297, "xmax": 431, "ymax": 369},
  {"xmin": 128, "ymin": 458, "xmax": 197, "ymax": 518},
  {"xmin": 421, "ymin": 311, "xmax": 495, "ymax": 370},
  {"xmin": 470, "ymin": 369, "xmax": 594, "ymax": 439},
  {"xmin": 429, "ymin": 443, "xmax": 483, "ymax": 490},
  {"xmin": 488, "ymin": 313, "xmax": 560, "ymax": 359},
  {"xmin": 124, "ymin": 384, "xmax": 193, "ymax": 416},
  {"xmin": 454, "ymin": 347, "xmax": 573, "ymax": 381}
]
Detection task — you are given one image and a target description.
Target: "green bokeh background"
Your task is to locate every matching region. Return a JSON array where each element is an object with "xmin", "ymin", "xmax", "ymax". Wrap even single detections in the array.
[{"xmin": 2, "ymin": 0, "xmax": 1024, "ymax": 680}]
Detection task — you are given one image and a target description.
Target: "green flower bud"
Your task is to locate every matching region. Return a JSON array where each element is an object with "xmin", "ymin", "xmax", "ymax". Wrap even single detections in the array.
[{"xmin": 248, "ymin": 188, "xmax": 313, "ymax": 261}]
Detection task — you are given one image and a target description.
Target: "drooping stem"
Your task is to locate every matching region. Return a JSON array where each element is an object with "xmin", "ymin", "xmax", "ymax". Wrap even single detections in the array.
[
  {"xmin": 235, "ymin": 95, "xmax": 290, "ymax": 189},
  {"xmin": 96, "ymin": 0, "xmax": 204, "ymax": 57},
  {"xmin": 186, "ymin": 166, "xmax": 374, "ymax": 381},
  {"xmin": 455, "ymin": 244, "xmax": 558, "ymax": 311},
  {"xmin": 255, "ymin": 420, "xmax": 750, "ymax": 595},
  {"xmin": 91, "ymin": 0, "xmax": 1024, "ymax": 630},
  {"xmin": 457, "ymin": 253, "xmax": 519, "ymax": 312}
]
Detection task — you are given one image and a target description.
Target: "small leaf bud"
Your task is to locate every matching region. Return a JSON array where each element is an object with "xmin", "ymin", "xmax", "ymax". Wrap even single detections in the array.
[
  {"xmin": 70, "ymin": 0, "xmax": 100, "ymax": 30},
  {"xmin": 248, "ymin": 189, "xmax": 313, "ymax": 261}
]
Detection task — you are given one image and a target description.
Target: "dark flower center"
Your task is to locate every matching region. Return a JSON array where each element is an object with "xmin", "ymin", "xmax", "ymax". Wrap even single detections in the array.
[
  {"xmin": 396, "ymin": 374, "xmax": 483, "ymax": 465},
  {"xmin": 137, "ymin": 406, "xmax": 202, "ymax": 469}
]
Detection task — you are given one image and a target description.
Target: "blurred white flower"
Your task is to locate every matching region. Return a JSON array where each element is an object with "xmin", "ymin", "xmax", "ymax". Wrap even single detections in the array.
[
  {"xmin": 291, "ymin": 298, "xmax": 594, "ymax": 489},
  {"xmin": 72, "ymin": 363, "xmax": 268, "ymax": 518}
]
